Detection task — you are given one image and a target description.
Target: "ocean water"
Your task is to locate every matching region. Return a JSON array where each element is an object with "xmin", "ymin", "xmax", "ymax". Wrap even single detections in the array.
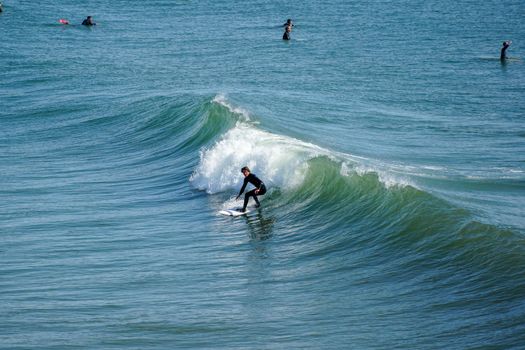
[{"xmin": 1, "ymin": 0, "xmax": 525, "ymax": 349}]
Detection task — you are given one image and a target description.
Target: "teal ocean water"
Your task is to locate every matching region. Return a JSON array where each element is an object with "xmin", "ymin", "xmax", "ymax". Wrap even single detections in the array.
[{"xmin": 2, "ymin": 1, "xmax": 525, "ymax": 348}]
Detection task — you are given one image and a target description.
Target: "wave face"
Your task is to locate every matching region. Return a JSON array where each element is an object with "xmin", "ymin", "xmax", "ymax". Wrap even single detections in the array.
[
  {"xmin": 191, "ymin": 96, "xmax": 520, "ymax": 238},
  {"xmin": 191, "ymin": 95, "xmax": 525, "ymax": 264}
]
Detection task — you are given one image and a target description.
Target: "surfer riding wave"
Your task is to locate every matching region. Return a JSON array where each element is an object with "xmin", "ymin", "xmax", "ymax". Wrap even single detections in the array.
[{"xmin": 236, "ymin": 166, "xmax": 267, "ymax": 212}]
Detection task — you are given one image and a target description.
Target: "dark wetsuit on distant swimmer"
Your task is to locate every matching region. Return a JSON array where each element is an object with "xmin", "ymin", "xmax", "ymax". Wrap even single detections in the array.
[
  {"xmin": 237, "ymin": 170, "xmax": 267, "ymax": 212},
  {"xmin": 82, "ymin": 16, "xmax": 96, "ymax": 26},
  {"xmin": 283, "ymin": 25, "xmax": 292, "ymax": 40},
  {"xmin": 282, "ymin": 19, "xmax": 293, "ymax": 40},
  {"xmin": 500, "ymin": 41, "xmax": 511, "ymax": 61}
]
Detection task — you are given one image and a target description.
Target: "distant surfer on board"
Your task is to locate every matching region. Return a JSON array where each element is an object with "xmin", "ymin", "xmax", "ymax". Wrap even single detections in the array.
[
  {"xmin": 282, "ymin": 19, "xmax": 294, "ymax": 40},
  {"xmin": 236, "ymin": 166, "xmax": 267, "ymax": 212},
  {"xmin": 500, "ymin": 41, "xmax": 511, "ymax": 61},
  {"xmin": 82, "ymin": 16, "xmax": 96, "ymax": 26}
]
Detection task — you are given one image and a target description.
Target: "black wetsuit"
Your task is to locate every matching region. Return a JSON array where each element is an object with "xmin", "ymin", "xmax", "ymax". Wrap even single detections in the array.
[
  {"xmin": 82, "ymin": 19, "xmax": 95, "ymax": 26},
  {"xmin": 282, "ymin": 23, "xmax": 293, "ymax": 40},
  {"xmin": 238, "ymin": 173, "xmax": 267, "ymax": 211},
  {"xmin": 501, "ymin": 43, "xmax": 510, "ymax": 61}
]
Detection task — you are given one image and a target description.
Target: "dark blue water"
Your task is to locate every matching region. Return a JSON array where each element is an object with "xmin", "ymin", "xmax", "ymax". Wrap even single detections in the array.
[{"xmin": 1, "ymin": 1, "xmax": 525, "ymax": 348}]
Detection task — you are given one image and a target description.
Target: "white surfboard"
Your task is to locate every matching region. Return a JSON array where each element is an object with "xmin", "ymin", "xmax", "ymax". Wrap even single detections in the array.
[{"xmin": 219, "ymin": 209, "xmax": 251, "ymax": 216}]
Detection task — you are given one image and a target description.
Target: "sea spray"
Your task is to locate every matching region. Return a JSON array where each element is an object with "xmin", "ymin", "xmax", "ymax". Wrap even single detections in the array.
[{"xmin": 190, "ymin": 123, "xmax": 327, "ymax": 193}]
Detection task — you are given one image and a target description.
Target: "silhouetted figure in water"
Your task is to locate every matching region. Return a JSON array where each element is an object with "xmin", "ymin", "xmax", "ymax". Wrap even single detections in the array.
[
  {"xmin": 283, "ymin": 19, "xmax": 294, "ymax": 40},
  {"xmin": 82, "ymin": 16, "xmax": 96, "ymax": 26},
  {"xmin": 500, "ymin": 41, "xmax": 511, "ymax": 61}
]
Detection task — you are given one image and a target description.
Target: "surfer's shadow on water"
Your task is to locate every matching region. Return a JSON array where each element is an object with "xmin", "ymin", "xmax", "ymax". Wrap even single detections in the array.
[{"xmin": 243, "ymin": 209, "xmax": 276, "ymax": 241}]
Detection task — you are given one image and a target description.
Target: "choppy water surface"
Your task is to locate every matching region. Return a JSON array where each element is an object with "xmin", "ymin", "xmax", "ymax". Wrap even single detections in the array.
[{"xmin": 1, "ymin": 0, "xmax": 524, "ymax": 348}]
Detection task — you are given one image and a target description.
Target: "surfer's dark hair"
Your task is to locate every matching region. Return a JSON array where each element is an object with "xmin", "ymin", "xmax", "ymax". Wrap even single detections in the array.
[{"xmin": 241, "ymin": 166, "xmax": 250, "ymax": 173}]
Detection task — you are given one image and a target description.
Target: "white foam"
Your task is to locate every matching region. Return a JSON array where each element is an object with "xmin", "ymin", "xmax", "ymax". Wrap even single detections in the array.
[
  {"xmin": 342, "ymin": 162, "xmax": 416, "ymax": 189},
  {"xmin": 191, "ymin": 122, "xmax": 418, "ymax": 194},
  {"xmin": 190, "ymin": 123, "xmax": 329, "ymax": 194},
  {"xmin": 194, "ymin": 96, "xmax": 420, "ymax": 193},
  {"xmin": 212, "ymin": 94, "xmax": 252, "ymax": 122},
  {"xmin": 221, "ymin": 196, "xmax": 241, "ymax": 210}
]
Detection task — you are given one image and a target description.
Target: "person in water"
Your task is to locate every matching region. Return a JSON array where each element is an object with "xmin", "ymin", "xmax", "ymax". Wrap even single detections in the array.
[
  {"xmin": 500, "ymin": 41, "xmax": 511, "ymax": 61},
  {"xmin": 236, "ymin": 166, "xmax": 267, "ymax": 212},
  {"xmin": 82, "ymin": 16, "xmax": 96, "ymax": 26},
  {"xmin": 282, "ymin": 19, "xmax": 294, "ymax": 40}
]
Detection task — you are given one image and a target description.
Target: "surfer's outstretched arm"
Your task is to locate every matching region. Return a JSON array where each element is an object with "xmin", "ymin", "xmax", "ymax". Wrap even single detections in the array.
[{"xmin": 236, "ymin": 179, "xmax": 248, "ymax": 200}]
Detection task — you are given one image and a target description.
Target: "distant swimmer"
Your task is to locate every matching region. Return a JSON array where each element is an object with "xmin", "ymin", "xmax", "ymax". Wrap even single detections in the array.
[
  {"xmin": 81, "ymin": 16, "xmax": 96, "ymax": 26},
  {"xmin": 500, "ymin": 41, "xmax": 511, "ymax": 61},
  {"xmin": 236, "ymin": 166, "xmax": 267, "ymax": 212},
  {"xmin": 0, "ymin": 2, "xmax": 3, "ymax": 13},
  {"xmin": 282, "ymin": 18, "xmax": 294, "ymax": 40}
]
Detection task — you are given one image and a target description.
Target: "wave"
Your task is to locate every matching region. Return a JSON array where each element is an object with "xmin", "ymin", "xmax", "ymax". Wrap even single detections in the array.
[
  {"xmin": 189, "ymin": 96, "xmax": 524, "ymax": 249},
  {"xmin": 20, "ymin": 90, "xmax": 518, "ymax": 245},
  {"xmin": 10, "ymin": 90, "xmax": 520, "ymax": 242},
  {"xmin": 7, "ymin": 90, "xmax": 524, "ymax": 311},
  {"xmin": 188, "ymin": 100, "xmax": 525, "ymax": 291},
  {"xmin": 191, "ymin": 95, "xmax": 417, "ymax": 194},
  {"xmin": 186, "ymin": 97, "xmax": 525, "ymax": 316}
]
